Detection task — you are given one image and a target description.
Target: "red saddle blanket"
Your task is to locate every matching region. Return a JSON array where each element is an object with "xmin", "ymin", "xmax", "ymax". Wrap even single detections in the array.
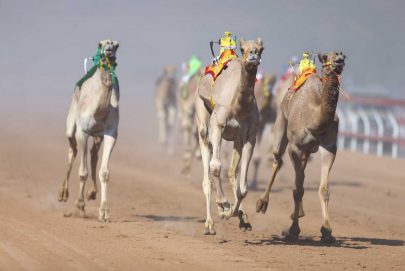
[{"xmin": 204, "ymin": 50, "xmax": 237, "ymax": 81}]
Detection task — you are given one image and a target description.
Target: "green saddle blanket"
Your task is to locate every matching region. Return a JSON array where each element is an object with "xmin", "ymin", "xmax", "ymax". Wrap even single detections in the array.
[
  {"xmin": 75, "ymin": 64, "xmax": 118, "ymax": 89},
  {"xmin": 75, "ymin": 65, "xmax": 98, "ymax": 88}
]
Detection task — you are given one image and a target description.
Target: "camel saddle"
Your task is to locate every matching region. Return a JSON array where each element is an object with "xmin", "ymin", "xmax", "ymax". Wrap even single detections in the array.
[
  {"xmin": 292, "ymin": 67, "xmax": 317, "ymax": 91},
  {"xmin": 204, "ymin": 49, "xmax": 237, "ymax": 81}
]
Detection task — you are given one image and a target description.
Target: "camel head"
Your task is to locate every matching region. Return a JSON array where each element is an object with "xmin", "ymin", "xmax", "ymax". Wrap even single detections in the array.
[
  {"xmin": 318, "ymin": 51, "xmax": 346, "ymax": 76},
  {"xmin": 98, "ymin": 39, "xmax": 119, "ymax": 62},
  {"xmin": 163, "ymin": 65, "xmax": 176, "ymax": 78},
  {"xmin": 239, "ymin": 38, "xmax": 264, "ymax": 70}
]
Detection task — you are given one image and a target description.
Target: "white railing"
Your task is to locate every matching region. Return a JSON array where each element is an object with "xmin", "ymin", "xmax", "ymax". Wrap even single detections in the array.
[{"xmin": 337, "ymin": 96, "xmax": 405, "ymax": 159}]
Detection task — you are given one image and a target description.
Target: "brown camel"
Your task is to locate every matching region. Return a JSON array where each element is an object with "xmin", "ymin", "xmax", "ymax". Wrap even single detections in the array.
[
  {"xmin": 256, "ymin": 51, "xmax": 346, "ymax": 243},
  {"xmin": 155, "ymin": 65, "xmax": 177, "ymax": 148},
  {"xmin": 178, "ymin": 68, "xmax": 203, "ymax": 175},
  {"xmin": 251, "ymin": 73, "xmax": 277, "ymax": 189},
  {"xmin": 196, "ymin": 38, "xmax": 263, "ymax": 235}
]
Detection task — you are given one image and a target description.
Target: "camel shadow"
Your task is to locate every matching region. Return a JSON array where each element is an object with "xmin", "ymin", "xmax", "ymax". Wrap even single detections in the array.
[
  {"xmin": 134, "ymin": 214, "xmax": 205, "ymax": 223},
  {"xmin": 249, "ymin": 180, "xmax": 362, "ymax": 192},
  {"xmin": 244, "ymin": 235, "xmax": 404, "ymax": 249}
]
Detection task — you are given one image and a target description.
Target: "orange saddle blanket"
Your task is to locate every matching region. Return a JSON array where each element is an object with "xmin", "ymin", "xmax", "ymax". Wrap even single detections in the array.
[
  {"xmin": 204, "ymin": 50, "xmax": 237, "ymax": 81},
  {"xmin": 292, "ymin": 67, "xmax": 317, "ymax": 91}
]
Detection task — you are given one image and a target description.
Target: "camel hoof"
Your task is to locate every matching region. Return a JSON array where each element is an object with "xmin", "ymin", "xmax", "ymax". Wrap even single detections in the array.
[
  {"xmin": 283, "ymin": 223, "xmax": 300, "ymax": 242},
  {"xmin": 217, "ymin": 202, "xmax": 232, "ymax": 220},
  {"xmin": 86, "ymin": 189, "xmax": 97, "ymax": 200},
  {"xmin": 238, "ymin": 210, "xmax": 252, "ymax": 232},
  {"xmin": 320, "ymin": 226, "xmax": 336, "ymax": 244},
  {"xmin": 203, "ymin": 222, "xmax": 216, "ymax": 235},
  {"xmin": 58, "ymin": 187, "xmax": 69, "ymax": 202},
  {"xmin": 98, "ymin": 204, "xmax": 110, "ymax": 223},
  {"xmin": 256, "ymin": 198, "xmax": 268, "ymax": 214},
  {"xmin": 76, "ymin": 198, "xmax": 85, "ymax": 210},
  {"xmin": 98, "ymin": 217, "xmax": 111, "ymax": 223}
]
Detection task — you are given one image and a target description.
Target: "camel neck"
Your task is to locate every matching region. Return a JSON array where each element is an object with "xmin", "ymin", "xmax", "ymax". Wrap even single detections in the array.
[
  {"xmin": 99, "ymin": 67, "xmax": 113, "ymax": 88},
  {"xmin": 320, "ymin": 71, "xmax": 340, "ymax": 123},
  {"xmin": 235, "ymin": 63, "xmax": 257, "ymax": 111}
]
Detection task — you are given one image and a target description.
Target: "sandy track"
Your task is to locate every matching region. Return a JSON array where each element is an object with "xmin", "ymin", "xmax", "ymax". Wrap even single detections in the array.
[{"xmin": 0, "ymin": 114, "xmax": 404, "ymax": 270}]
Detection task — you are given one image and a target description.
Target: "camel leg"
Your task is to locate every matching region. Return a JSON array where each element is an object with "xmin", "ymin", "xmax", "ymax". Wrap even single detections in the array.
[
  {"xmin": 228, "ymin": 139, "xmax": 242, "ymax": 205},
  {"xmin": 167, "ymin": 105, "xmax": 176, "ymax": 133},
  {"xmin": 290, "ymin": 152, "xmax": 308, "ymax": 219},
  {"xmin": 75, "ymin": 129, "xmax": 89, "ymax": 216},
  {"xmin": 181, "ymin": 126, "xmax": 192, "ymax": 175},
  {"xmin": 209, "ymin": 111, "xmax": 224, "ymax": 178},
  {"xmin": 224, "ymin": 139, "xmax": 242, "ymax": 222},
  {"xmin": 285, "ymin": 144, "xmax": 304, "ymax": 241},
  {"xmin": 166, "ymin": 105, "xmax": 177, "ymax": 155},
  {"xmin": 256, "ymin": 113, "xmax": 288, "ymax": 213},
  {"xmin": 58, "ymin": 137, "xmax": 77, "ymax": 202},
  {"xmin": 98, "ymin": 132, "xmax": 116, "ymax": 222},
  {"xmin": 193, "ymin": 125, "xmax": 202, "ymax": 159},
  {"xmin": 266, "ymin": 123, "xmax": 274, "ymax": 166},
  {"xmin": 196, "ymin": 97, "xmax": 215, "ymax": 235},
  {"xmin": 209, "ymin": 110, "xmax": 229, "ymax": 218},
  {"xmin": 251, "ymin": 122, "xmax": 264, "ymax": 190},
  {"xmin": 229, "ymin": 137, "xmax": 254, "ymax": 231},
  {"xmin": 59, "ymin": 91, "xmax": 78, "ymax": 202},
  {"xmin": 231, "ymin": 131, "xmax": 255, "ymax": 218},
  {"xmin": 86, "ymin": 136, "xmax": 103, "ymax": 200},
  {"xmin": 319, "ymin": 145, "xmax": 337, "ymax": 243},
  {"xmin": 156, "ymin": 104, "xmax": 167, "ymax": 145}
]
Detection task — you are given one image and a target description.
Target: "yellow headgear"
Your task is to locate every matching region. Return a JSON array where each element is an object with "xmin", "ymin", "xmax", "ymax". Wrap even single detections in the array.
[{"xmin": 224, "ymin": 31, "xmax": 232, "ymax": 37}]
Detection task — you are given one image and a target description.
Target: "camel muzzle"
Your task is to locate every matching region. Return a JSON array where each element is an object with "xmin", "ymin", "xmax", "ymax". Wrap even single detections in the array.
[{"xmin": 247, "ymin": 55, "xmax": 261, "ymax": 66}]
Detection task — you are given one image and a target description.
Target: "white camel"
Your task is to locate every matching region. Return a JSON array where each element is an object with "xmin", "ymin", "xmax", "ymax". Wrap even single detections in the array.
[
  {"xmin": 155, "ymin": 65, "xmax": 177, "ymax": 147},
  {"xmin": 58, "ymin": 39, "xmax": 119, "ymax": 222}
]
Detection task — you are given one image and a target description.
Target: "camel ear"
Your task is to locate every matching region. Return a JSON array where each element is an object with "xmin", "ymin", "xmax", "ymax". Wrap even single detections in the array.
[
  {"xmin": 318, "ymin": 53, "xmax": 327, "ymax": 63},
  {"xmin": 239, "ymin": 38, "xmax": 246, "ymax": 54},
  {"xmin": 256, "ymin": 37, "xmax": 263, "ymax": 46},
  {"xmin": 239, "ymin": 38, "xmax": 246, "ymax": 47}
]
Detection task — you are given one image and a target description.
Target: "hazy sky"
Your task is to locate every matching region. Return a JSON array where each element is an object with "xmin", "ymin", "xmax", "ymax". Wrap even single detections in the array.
[{"xmin": 1, "ymin": 0, "xmax": 404, "ymax": 108}]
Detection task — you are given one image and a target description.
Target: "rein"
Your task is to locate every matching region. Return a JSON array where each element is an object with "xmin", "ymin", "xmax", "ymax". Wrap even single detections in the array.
[
  {"xmin": 321, "ymin": 62, "xmax": 350, "ymax": 101},
  {"xmin": 99, "ymin": 56, "xmax": 118, "ymax": 86}
]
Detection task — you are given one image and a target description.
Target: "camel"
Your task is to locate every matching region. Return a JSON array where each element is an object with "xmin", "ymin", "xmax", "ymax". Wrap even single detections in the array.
[
  {"xmin": 263, "ymin": 63, "xmax": 299, "ymax": 166},
  {"xmin": 251, "ymin": 73, "xmax": 277, "ymax": 189},
  {"xmin": 256, "ymin": 51, "xmax": 346, "ymax": 243},
  {"xmin": 58, "ymin": 39, "xmax": 120, "ymax": 222},
  {"xmin": 196, "ymin": 38, "xmax": 263, "ymax": 235},
  {"xmin": 155, "ymin": 65, "xmax": 177, "ymax": 148},
  {"xmin": 273, "ymin": 63, "xmax": 299, "ymax": 118},
  {"xmin": 178, "ymin": 68, "xmax": 203, "ymax": 175}
]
